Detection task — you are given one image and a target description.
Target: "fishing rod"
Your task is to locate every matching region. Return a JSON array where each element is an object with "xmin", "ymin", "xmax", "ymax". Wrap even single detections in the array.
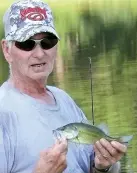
[{"xmin": 88, "ymin": 57, "xmax": 95, "ymax": 125}]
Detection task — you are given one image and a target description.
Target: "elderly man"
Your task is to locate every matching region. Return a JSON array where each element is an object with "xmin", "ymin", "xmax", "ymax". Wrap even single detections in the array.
[{"xmin": 0, "ymin": 0, "xmax": 127, "ymax": 173}]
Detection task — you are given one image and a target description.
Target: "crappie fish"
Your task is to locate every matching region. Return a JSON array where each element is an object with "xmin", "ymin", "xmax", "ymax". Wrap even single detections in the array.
[{"xmin": 53, "ymin": 120, "xmax": 133, "ymax": 145}]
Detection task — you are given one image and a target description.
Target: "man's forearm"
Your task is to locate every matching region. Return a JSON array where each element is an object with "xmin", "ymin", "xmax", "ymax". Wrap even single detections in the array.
[
  {"xmin": 92, "ymin": 161, "xmax": 121, "ymax": 173},
  {"xmin": 108, "ymin": 162, "xmax": 121, "ymax": 173}
]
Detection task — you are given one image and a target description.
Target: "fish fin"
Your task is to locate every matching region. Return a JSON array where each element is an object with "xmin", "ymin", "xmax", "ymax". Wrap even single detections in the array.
[
  {"xmin": 119, "ymin": 135, "xmax": 133, "ymax": 145},
  {"xmin": 97, "ymin": 123, "xmax": 110, "ymax": 135},
  {"xmin": 81, "ymin": 119, "xmax": 110, "ymax": 135}
]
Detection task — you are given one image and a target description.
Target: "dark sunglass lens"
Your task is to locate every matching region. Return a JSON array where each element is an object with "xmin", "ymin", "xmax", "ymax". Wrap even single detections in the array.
[
  {"xmin": 41, "ymin": 37, "xmax": 58, "ymax": 50},
  {"xmin": 15, "ymin": 40, "xmax": 35, "ymax": 51}
]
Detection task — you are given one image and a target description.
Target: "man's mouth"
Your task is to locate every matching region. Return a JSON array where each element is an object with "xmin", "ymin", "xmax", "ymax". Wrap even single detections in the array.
[{"xmin": 31, "ymin": 63, "xmax": 46, "ymax": 67}]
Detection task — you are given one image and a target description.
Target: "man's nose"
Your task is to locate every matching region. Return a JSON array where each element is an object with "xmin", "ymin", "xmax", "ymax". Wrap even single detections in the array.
[{"xmin": 33, "ymin": 44, "xmax": 45, "ymax": 59}]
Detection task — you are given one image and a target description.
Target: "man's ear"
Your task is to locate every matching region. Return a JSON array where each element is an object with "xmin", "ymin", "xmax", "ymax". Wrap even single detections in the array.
[{"xmin": 1, "ymin": 39, "xmax": 13, "ymax": 63}]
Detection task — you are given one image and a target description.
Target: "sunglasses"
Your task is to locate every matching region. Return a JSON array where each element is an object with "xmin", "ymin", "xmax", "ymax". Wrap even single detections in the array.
[{"xmin": 15, "ymin": 35, "xmax": 58, "ymax": 51}]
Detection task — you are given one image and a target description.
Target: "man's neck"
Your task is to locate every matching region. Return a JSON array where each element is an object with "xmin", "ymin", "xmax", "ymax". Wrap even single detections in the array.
[
  {"xmin": 8, "ymin": 75, "xmax": 56, "ymax": 105},
  {"xmin": 9, "ymin": 75, "xmax": 45, "ymax": 94}
]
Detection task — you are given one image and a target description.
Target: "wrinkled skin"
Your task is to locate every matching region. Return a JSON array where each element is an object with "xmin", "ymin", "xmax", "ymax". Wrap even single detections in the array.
[
  {"xmin": 1, "ymin": 32, "xmax": 57, "ymax": 102},
  {"xmin": 93, "ymin": 138, "xmax": 127, "ymax": 171},
  {"xmin": 33, "ymin": 139, "xmax": 68, "ymax": 173}
]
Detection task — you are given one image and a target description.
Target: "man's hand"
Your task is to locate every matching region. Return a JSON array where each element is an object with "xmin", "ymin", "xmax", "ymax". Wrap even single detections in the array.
[
  {"xmin": 93, "ymin": 138, "xmax": 127, "ymax": 170},
  {"xmin": 33, "ymin": 138, "xmax": 68, "ymax": 173}
]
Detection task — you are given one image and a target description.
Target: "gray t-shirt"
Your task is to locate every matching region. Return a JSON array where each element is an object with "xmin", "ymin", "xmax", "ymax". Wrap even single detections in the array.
[{"xmin": 0, "ymin": 81, "xmax": 94, "ymax": 173}]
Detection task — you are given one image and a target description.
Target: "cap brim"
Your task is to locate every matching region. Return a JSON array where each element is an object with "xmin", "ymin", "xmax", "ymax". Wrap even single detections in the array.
[{"xmin": 6, "ymin": 24, "xmax": 60, "ymax": 42}]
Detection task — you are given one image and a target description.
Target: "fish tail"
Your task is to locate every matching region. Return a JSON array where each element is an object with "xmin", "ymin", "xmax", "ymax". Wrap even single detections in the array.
[{"xmin": 119, "ymin": 135, "xmax": 133, "ymax": 145}]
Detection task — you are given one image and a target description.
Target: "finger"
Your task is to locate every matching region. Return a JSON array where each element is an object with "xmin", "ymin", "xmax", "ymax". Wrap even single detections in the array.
[
  {"xmin": 94, "ymin": 145, "xmax": 109, "ymax": 162},
  {"xmin": 56, "ymin": 161, "xmax": 67, "ymax": 173},
  {"xmin": 111, "ymin": 141, "xmax": 127, "ymax": 153},
  {"xmin": 53, "ymin": 138, "xmax": 68, "ymax": 154},
  {"xmin": 55, "ymin": 138, "xmax": 62, "ymax": 145},
  {"xmin": 54, "ymin": 137, "xmax": 67, "ymax": 146},
  {"xmin": 95, "ymin": 139, "xmax": 112, "ymax": 160},
  {"xmin": 99, "ymin": 138, "xmax": 118, "ymax": 157},
  {"xmin": 94, "ymin": 145, "xmax": 110, "ymax": 168},
  {"xmin": 57, "ymin": 154, "xmax": 67, "ymax": 168}
]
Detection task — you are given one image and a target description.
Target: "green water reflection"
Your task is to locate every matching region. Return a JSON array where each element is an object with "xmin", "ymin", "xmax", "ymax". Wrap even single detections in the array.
[{"xmin": 0, "ymin": 0, "xmax": 137, "ymax": 172}]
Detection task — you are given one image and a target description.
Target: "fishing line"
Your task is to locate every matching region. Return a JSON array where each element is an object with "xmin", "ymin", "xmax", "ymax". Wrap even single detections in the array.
[{"xmin": 88, "ymin": 57, "xmax": 95, "ymax": 125}]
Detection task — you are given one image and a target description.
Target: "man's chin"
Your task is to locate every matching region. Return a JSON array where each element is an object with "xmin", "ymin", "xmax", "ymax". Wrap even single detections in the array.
[{"xmin": 29, "ymin": 73, "xmax": 48, "ymax": 82}]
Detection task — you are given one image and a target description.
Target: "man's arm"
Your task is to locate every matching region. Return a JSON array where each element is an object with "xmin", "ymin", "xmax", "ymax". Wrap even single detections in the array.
[
  {"xmin": 92, "ymin": 138, "xmax": 127, "ymax": 173},
  {"xmin": 93, "ymin": 161, "xmax": 121, "ymax": 173},
  {"xmin": 108, "ymin": 162, "xmax": 121, "ymax": 173}
]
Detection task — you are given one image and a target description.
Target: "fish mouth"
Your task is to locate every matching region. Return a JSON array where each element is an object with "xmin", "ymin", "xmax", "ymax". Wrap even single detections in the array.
[{"xmin": 53, "ymin": 130, "xmax": 62, "ymax": 140}]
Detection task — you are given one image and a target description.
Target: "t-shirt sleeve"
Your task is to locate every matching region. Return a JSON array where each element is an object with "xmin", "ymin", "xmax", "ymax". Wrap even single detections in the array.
[{"xmin": 0, "ymin": 111, "xmax": 16, "ymax": 173}]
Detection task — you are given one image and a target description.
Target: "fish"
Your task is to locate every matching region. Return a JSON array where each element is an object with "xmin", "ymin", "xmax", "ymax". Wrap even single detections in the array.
[{"xmin": 53, "ymin": 120, "xmax": 133, "ymax": 145}]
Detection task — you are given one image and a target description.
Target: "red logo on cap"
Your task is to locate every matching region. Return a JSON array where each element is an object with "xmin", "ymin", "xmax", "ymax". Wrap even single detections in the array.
[{"xmin": 20, "ymin": 7, "xmax": 47, "ymax": 21}]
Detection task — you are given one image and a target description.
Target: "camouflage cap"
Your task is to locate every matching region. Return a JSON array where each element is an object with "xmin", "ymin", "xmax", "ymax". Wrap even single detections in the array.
[{"xmin": 3, "ymin": 0, "xmax": 60, "ymax": 42}]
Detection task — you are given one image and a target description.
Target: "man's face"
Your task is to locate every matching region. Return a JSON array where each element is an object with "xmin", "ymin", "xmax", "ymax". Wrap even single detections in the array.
[{"xmin": 3, "ymin": 32, "xmax": 58, "ymax": 81}]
